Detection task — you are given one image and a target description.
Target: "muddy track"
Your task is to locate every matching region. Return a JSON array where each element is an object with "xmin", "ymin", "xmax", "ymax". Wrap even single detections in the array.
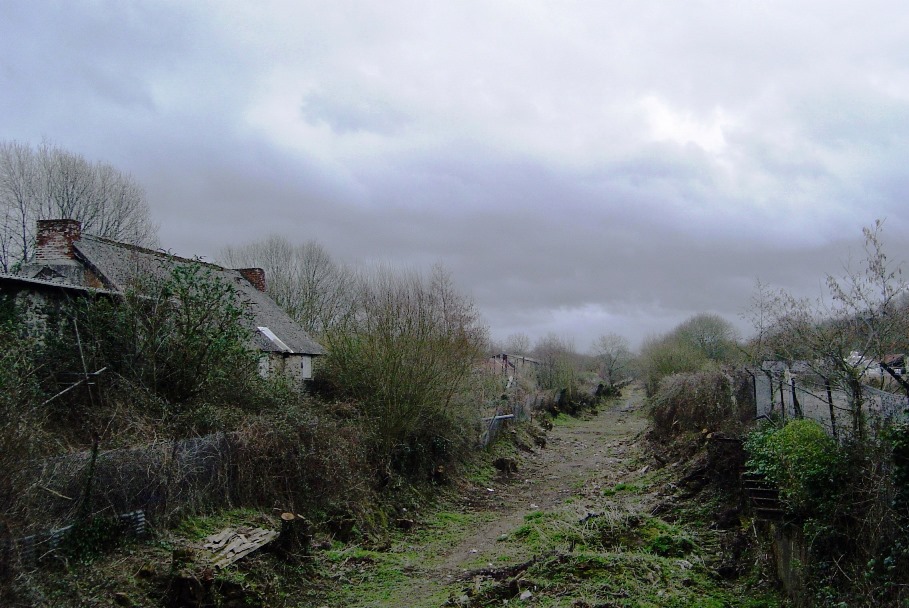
[{"xmin": 384, "ymin": 387, "xmax": 653, "ymax": 607}]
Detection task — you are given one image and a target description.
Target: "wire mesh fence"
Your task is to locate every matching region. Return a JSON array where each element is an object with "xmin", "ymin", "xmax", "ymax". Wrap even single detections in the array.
[
  {"xmin": 9, "ymin": 433, "xmax": 233, "ymax": 534},
  {"xmin": 753, "ymin": 364, "xmax": 909, "ymax": 439}
]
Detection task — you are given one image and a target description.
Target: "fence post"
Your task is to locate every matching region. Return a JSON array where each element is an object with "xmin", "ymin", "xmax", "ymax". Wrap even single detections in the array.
[
  {"xmin": 77, "ymin": 437, "xmax": 100, "ymax": 521},
  {"xmin": 779, "ymin": 379, "xmax": 787, "ymax": 420},
  {"xmin": 824, "ymin": 377, "xmax": 838, "ymax": 439},
  {"xmin": 790, "ymin": 377, "xmax": 803, "ymax": 419}
]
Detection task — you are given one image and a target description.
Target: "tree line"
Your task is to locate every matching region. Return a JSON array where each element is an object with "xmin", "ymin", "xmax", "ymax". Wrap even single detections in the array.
[{"xmin": 0, "ymin": 140, "xmax": 157, "ymax": 272}]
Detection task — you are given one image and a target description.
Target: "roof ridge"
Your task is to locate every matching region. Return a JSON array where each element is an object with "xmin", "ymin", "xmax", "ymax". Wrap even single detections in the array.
[{"xmin": 80, "ymin": 234, "xmax": 231, "ymax": 271}]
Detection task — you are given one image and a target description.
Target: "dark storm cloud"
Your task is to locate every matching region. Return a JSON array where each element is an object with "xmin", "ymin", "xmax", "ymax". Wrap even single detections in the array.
[{"xmin": 4, "ymin": 0, "xmax": 909, "ymax": 349}]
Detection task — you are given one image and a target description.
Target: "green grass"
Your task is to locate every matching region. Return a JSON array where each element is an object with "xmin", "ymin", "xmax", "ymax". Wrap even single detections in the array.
[
  {"xmin": 551, "ymin": 412, "xmax": 586, "ymax": 428},
  {"xmin": 602, "ymin": 481, "xmax": 641, "ymax": 496},
  {"xmin": 471, "ymin": 500, "xmax": 780, "ymax": 608}
]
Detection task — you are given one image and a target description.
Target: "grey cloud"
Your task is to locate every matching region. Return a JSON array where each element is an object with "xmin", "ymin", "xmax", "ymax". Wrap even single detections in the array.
[
  {"xmin": 302, "ymin": 90, "xmax": 411, "ymax": 135},
  {"xmin": 3, "ymin": 1, "xmax": 909, "ymax": 349}
]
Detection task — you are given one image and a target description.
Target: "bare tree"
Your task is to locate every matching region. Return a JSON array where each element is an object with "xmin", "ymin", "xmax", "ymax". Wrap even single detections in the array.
[
  {"xmin": 593, "ymin": 332, "xmax": 632, "ymax": 385},
  {"xmin": 741, "ymin": 278, "xmax": 777, "ymax": 364},
  {"xmin": 0, "ymin": 141, "xmax": 38, "ymax": 270},
  {"xmin": 220, "ymin": 235, "xmax": 356, "ymax": 336},
  {"xmin": 758, "ymin": 221, "xmax": 909, "ymax": 437},
  {"xmin": 0, "ymin": 140, "xmax": 157, "ymax": 271},
  {"xmin": 503, "ymin": 332, "xmax": 531, "ymax": 355}
]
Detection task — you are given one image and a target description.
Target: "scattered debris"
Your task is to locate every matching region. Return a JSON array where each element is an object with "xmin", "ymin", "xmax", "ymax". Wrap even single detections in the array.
[{"xmin": 202, "ymin": 526, "xmax": 278, "ymax": 569}]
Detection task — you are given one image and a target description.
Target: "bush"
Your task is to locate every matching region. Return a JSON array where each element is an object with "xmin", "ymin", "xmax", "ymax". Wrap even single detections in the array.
[
  {"xmin": 639, "ymin": 339, "xmax": 708, "ymax": 396},
  {"xmin": 0, "ymin": 310, "xmax": 47, "ymax": 527},
  {"xmin": 231, "ymin": 400, "xmax": 372, "ymax": 519},
  {"xmin": 745, "ymin": 419, "xmax": 844, "ymax": 513},
  {"xmin": 886, "ymin": 421, "xmax": 909, "ymax": 515},
  {"xmin": 638, "ymin": 314, "xmax": 740, "ymax": 396},
  {"xmin": 649, "ymin": 370, "xmax": 753, "ymax": 442},
  {"xmin": 319, "ymin": 265, "xmax": 486, "ymax": 480},
  {"xmin": 71, "ymin": 260, "xmax": 262, "ymax": 414}
]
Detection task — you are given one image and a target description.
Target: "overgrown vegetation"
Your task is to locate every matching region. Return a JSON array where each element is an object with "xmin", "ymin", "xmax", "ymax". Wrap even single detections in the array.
[
  {"xmin": 638, "ymin": 313, "xmax": 740, "ymax": 396},
  {"xmin": 76, "ymin": 261, "xmax": 261, "ymax": 411},
  {"xmin": 749, "ymin": 220, "xmax": 909, "ymax": 438},
  {"xmin": 649, "ymin": 369, "xmax": 754, "ymax": 442},
  {"xmin": 318, "ymin": 265, "xmax": 488, "ymax": 482},
  {"xmin": 1, "ymin": 247, "xmax": 516, "ymax": 605},
  {"xmin": 741, "ymin": 421, "xmax": 909, "ymax": 606},
  {"xmin": 745, "ymin": 419, "xmax": 844, "ymax": 513},
  {"xmin": 740, "ymin": 222, "xmax": 909, "ymax": 605}
]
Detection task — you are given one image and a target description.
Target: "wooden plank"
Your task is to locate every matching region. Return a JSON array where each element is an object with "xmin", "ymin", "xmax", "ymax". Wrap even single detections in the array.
[{"xmin": 202, "ymin": 526, "xmax": 279, "ymax": 569}]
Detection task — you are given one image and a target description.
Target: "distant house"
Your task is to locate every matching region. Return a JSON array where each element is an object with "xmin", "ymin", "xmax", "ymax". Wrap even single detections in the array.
[
  {"xmin": 6, "ymin": 219, "xmax": 324, "ymax": 383},
  {"xmin": 489, "ymin": 353, "xmax": 541, "ymax": 375},
  {"xmin": 882, "ymin": 354, "xmax": 906, "ymax": 376},
  {"xmin": 485, "ymin": 353, "xmax": 541, "ymax": 389}
]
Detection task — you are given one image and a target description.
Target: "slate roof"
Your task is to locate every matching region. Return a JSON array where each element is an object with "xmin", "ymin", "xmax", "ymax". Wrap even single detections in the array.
[
  {"xmin": 0, "ymin": 272, "xmax": 116, "ymax": 296},
  {"xmin": 18, "ymin": 234, "xmax": 324, "ymax": 356}
]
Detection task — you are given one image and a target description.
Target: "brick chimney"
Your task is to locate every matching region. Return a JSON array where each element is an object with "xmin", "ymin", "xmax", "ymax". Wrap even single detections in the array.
[
  {"xmin": 238, "ymin": 267, "xmax": 267, "ymax": 292},
  {"xmin": 35, "ymin": 219, "xmax": 82, "ymax": 263}
]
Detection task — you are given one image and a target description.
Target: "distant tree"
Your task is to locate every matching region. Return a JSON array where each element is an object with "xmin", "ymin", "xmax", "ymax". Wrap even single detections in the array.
[
  {"xmin": 533, "ymin": 333, "xmax": 580, "ymax": 391},
  {"xmin": 220, "ymin": 235, "xmax": 355, "ymax": 336},
  {"xmin": 673, "ymin": 313, "xmax": 738, "ymax": 362},
  {"xmin": 741, "ymin": 278, "xmax": 776, "ymax": 364},
  {"xmin": 504, "ymin": 332, "xmax": 531, "ymax": 355},
  {"xmin": 0, "ymin": 140, "xmax": 157, "ymax": 271},
  {"xmin": 593, "ymin": 332, "xmax": 632, "ymax": 385}
]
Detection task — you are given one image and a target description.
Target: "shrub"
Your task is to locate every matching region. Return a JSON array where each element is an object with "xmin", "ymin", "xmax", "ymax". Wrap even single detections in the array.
[
  {"xmin": 73, "ymin": 260, "xmax": 261, "ymax": 411},
  {"xmin": 745, "ymin": 419, "xmax": 844, "ymax": 513},
  {"xmin": 0, "ymin": 310, "xmax": 47, "ymax": 526},
  {"xmin": 649, "ymin": 370, "xmax": 752, "ymax": 442},
  {"xmin": 639, "ymin": 339, "xmax": 708, "ymax": 396},
  {"xmin": 885, "ymin": 421, "xmax": 909, "ymax": 515},
  {"xmin": 319, "ymin": 265, "xmax": 487, "ymax": 480},
  {"xmin": 638, "ymin": 314, "xmax": 740, "ymax": 396},
  {"xmin": 231, "ymin": 400, "xmax": 372, "ymax": 519}
]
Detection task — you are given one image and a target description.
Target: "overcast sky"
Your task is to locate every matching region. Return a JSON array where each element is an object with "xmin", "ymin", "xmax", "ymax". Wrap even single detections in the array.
[{"xmin": 3, "ymin": 1, "xmax": 909, "ymax": 350}]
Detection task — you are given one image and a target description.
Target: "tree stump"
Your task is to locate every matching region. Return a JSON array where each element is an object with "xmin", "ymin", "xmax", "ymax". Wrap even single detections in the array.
[{"xmin": 276, "ymin": 512, "xmax": 311, "ymax": 557}]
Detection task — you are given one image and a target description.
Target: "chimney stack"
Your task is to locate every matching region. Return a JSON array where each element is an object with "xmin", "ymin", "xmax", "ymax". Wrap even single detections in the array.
[
  {"xmin": 35, "ymin": 219, "xmax": 82, "ymax": 263},
  {"xmin": 238, "ymin": 268, "xmax": 267, "ymax": 292}
]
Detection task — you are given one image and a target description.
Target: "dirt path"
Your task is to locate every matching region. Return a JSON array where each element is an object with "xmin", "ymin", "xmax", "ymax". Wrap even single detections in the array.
[
  {"xmin": 378, "ymin": 387, "xmax": 654, "ymax": 606},
  {"xmin": 442, "ymin": 387, "xmax": 647, "ymax": 571}
]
